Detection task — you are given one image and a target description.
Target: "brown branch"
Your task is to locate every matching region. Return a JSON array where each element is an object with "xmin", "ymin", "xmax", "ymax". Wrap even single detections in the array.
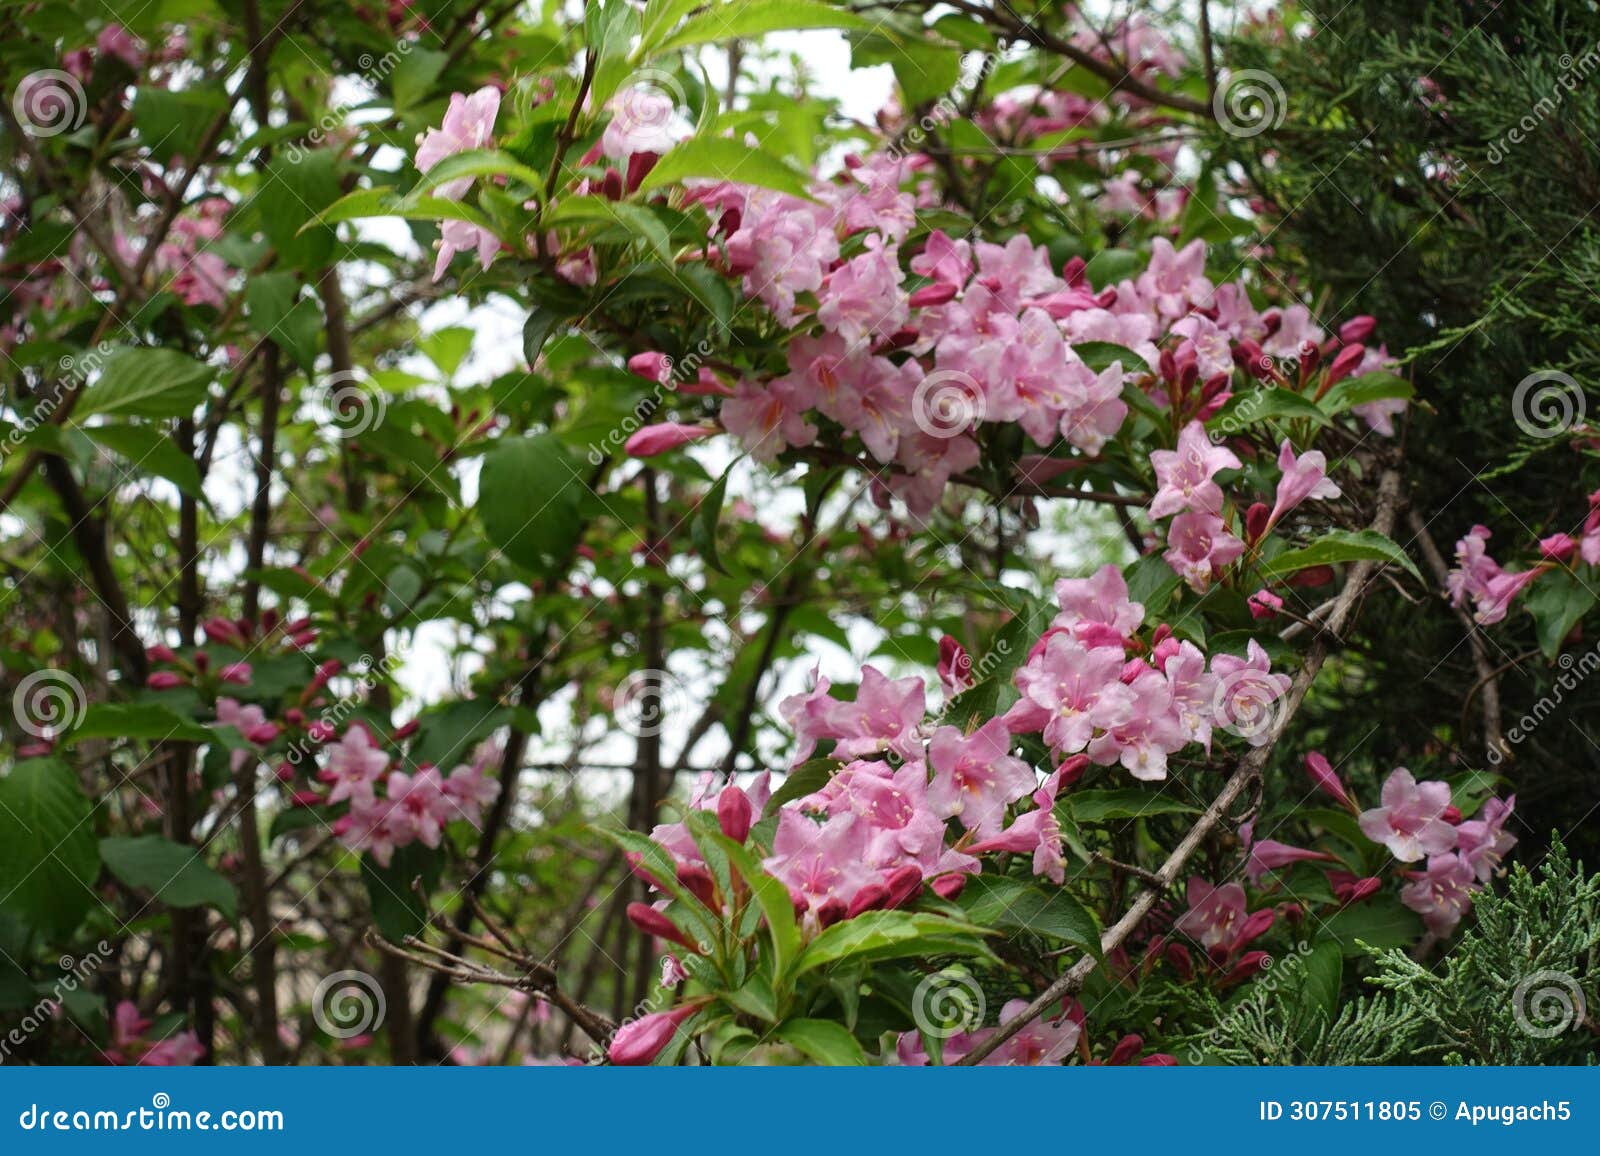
[{"xmin": 957, "ymin": 464, "xmax": 1405, "ymax": 1065}]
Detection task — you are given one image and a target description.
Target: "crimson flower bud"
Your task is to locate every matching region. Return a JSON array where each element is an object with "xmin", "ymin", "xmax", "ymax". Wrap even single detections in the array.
[
  {"xmin": 908, "ymin": 282, "xmax": 958, "ymax": 307},
  {"xmin": 845, "ymin": 883, "xmax": 889, "ymax": 919},
  {"xmin": 1339, "ymin": 315, "xmax": 1377, "ymax": 344},
  {"xmin": 1245, "ymin": 502, "xmax": 1271, "ymax": 545},
  {"xmin": 716, "ymin": 787, "xmax": 753, "ymax": 843},
  {"xmin": 930, "ymin": 873, "xmax": 967, "ymax": 900},
  {"xmin": 146, "ymin": 671, "xmax": 184, "ymax": 690},
  {"xmin": 626, "ymin": 902, "xmax": 694, "ymax": 950},
  {"xmin": 608, "ymin": 1004, "xmax": 697, "ymax": 1065},
  {"xmin": 884, "ymin": 865, "xmax": 923, "ymax": 908},
  {"xmin": 676, "ymin": 862, "xmax": 717, "ymax": 910},
  {"xmin": 815, "ymin": 896, "xmax": 848, "ymax": 928}
]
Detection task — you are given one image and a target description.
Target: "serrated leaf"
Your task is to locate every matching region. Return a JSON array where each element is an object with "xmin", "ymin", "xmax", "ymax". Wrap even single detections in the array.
[
  {"xmin": 77, "ymin": 348, "xmax": 214, "ymax": 420},
  {"xmin": 958, "ymin": 875, "xmax": 1100, "ymax": 956},
  {"xmin": 771, "ymin": 1017, "xmax": 868, "ymax": 1066},
  {"xmin": 1319, "ymin": 371, "xmax": 1413, "ymax": 418},
  {"xmin": 476, "ymin": 434, "xmax": 585, "ymax": 577},
  {"xmin": 101, "ymin": 835, "xmax": 238, "ymax": 921},
  {"xmin": 65, "ymin": 703, "xmax": 216, "ymax": 746},
  {"xmin": 0, "ymin": 760, "xmax": 99, "ymax": 939},
  {"xmin": 1258, "ymin": 529, "xmax": 1420, "ymax": 582},
  {"xmin": 87, "ymin": 423, "xmax": 204, "ymax": 498},
  {"xmin": 649, "ymin": 0, "xmax": 868, "ymax": 55},
  {"xmin": 640, "ymin": 136, "xmax": 813, "ymax": 200},
  {"xmin": 1065, "ymin": 788, "xmax": 1199, "ymax": 823}
]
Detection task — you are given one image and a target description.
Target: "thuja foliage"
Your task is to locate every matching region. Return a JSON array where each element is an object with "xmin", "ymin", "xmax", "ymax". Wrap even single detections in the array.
[
  {"xmin": 1218, "ymin": 0, "xmax": 1600, "ymax": 854},
  {"xmin": 1194, "ymin": 841, "xmax": 1598, "ymax": 1066}
]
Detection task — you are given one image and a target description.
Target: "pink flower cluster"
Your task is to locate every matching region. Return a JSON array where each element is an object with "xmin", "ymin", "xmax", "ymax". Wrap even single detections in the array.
[
  {"xmin": 1357, "ymin": 767, "xmax": 1516, "ymax": 936},
  {"xmin": 1443, "ymin": 496, "xmax": 1600, "ymax": 626},
  {"xmin": 414, "ymin": 85, "xmax": 503, "ymax": 279},
  {"xmin": 330, "ymin": 728, "xmax": 501, "ymax": 866}
]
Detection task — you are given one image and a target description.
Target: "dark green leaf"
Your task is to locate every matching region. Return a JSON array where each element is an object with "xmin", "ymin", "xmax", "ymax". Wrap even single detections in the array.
[{"xmin": 100, "ymin": 835, "xmax": 237, "ymax": 921}]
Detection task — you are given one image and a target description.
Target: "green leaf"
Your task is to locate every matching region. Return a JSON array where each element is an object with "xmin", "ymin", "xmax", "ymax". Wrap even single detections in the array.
[
  {"xmin": 0, "ymin": 760, "xmax": 99, "ymax": 940},
  {"xmin": 649, "ymin": 0, "xmax": 868, "ymax": 55},
  {"xmin": 712, "ymin": 835, "xmax": 802, "ymax": 982},
  {"xmin": 1319, "ymin": 895, "xmax": 1424, "ymax": 954},
  {"xmin": 763, "ymin": 758, "xmax": 835, "ymax": 815},
  {"xmin": 1207, "ymin": 386, "xmax": 1331, "ymax": 434},
  {"xmin": 134, "ymin": 86, "xmax": 228, "ymax": 164},
  {"xmin": 100, "ymin": 835, "xmax": 238, "ymax": 921},
  {"xmin": 546, "ymin": 197, "xmax": 674, "ymax": 264},
  {"xmin": 77, "ymin": 348, "xmax": 214, "ymax": 420},
  {"xmin": 691, "ymin": 461, "xmax": 735, "ymax": 575},
  {"xmin": 361, "ymin": 844, "xmax": 444, "ymax": 941},
  {"xmin": 640, "ymin": 136, "xmax": 813, "ymax": 200},
  {"xmin": 772, "ymin": 1017, "xmax": 868, "ymax": 1066},
  {"xmin": 1082, "ymin": 247, "xmax": 1142, "ymax": 288},
  {"xmin": 476, "ymin": 434, "xmax": 585, "ymax": 577},
  {"xmin": 1319, "ymin": 371, "xmax": 1413, "ymax": 419},
  {"xmin": 1293, "ymin": 940, "xmax": 1343, "ymax": 1029},
  {"xmin": 1071, "ymin": 341, "xmax": 1140, "ymax": 373},
  {"xmin": 407, "ymin": 148, "xmax": 547, "ymax": 199},
  {"xmin": 1524, "ymin": 568, "xmax": 1595, "ymax": 660},
  {"xmin": 1065, "ymin": 789, "xmax": 1199, "ymax": 823},
  {"xmin": 1258, "ymin": 529, "xmax": 1421, "ymax": 583},
  {"xmin": 312, "ymin": 187, "xmax": 496, "ymax": 231},
  {"xmin": 86, "ymin": 424, "xmax": 204, "ymax": 499},
  {"xmin": 958, "ymin": 875, "xmax": 1100, "ymax": 956},
  {"xmin": 65, "ymin": 702, "xmax": 216, "ymax": 746},
  {"xmin": 794, "ymin": 910, "xmax": 992, "ymax": 977}
]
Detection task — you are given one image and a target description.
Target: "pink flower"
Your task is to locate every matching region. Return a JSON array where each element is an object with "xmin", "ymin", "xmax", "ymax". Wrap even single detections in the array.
[
  {"xmin": 1266, "ymin": 440, "xmax": 1341, "ymax": 529},
  {"xmin": 926, "ymin": 719, "xmax": 1035, "ymax": 836},
  {"xmin": 319, "ymin": 724, "xmax": 389, "ymax": 806},
  {"xmin": 725, "ymin": 190, "xmax": 839, "ymax": 324},
  {"xmin": 968, "ymin": 761, "xmax": 1078, "ymax": 885},
  {"xmin": 1052, "ymin": 563, "xmax": 1145, "ymax": 638},
  {"xmin": 431, "ymin": 219, "xmax": 499, "ymax": 282},
  {"xmin": 1455, "ymin": 795, "xmax": 1516, "ymax": 883},
  {"xmin": 624, "ymin": 422, "xmax": 713, "ymax": 457},
  {"xmin": 1245, "ymin": 839, "xmax": 1335, "ymax": 885},
  {"xmin": 762, "ymin": 810, "xmax": 873, "ymax": 915},
  {"xmin": 1400, "ymin": 852, "xmax": 1476, "ymax": 936},
  {"xmin": 96, "ymin": 24, "xmax": 145, "ymax": 69},
  {"xmin": 1358, "ymin": 767, "xmax": 1457, "ymax": 862},
  {"xmin": 719, "ymin": 380, "xmax": 817, "ymax": 463},
  {"xmin": 601, "ymin": 85, "xmax": 683, "ymax": 162},
  {"xmin": 826, "ymin": 665, "xmax": 926, "ymax": 761},
  {"xmin": 1209, "ymin": 641, "xmax": 1291, "ymax": 747},
  {"xmin": 415, "ymin": 87, "xmax": 501, "ymax": 199},
  {"xmin": 1150, "ymin": 421, "xmax": 1240, "ymax": 517},
  {"xmin": 1175, "ymin": 877, "xmax": 1272, "ymax": 957},
  {"xmin": 1004, "ymin": 634, "xmax": 1132, "ymax": 758},
  {"xmin": 1163, "ymin": 511, "xmax": 1245, "ymax": 591},
  {"xmin": 816, "ymin": 245, "xmax": 907, "ymax": 347}
]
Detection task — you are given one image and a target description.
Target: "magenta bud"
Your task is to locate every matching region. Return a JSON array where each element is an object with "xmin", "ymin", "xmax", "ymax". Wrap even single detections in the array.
[
  {"xmin": 1303, "ymin": 751, "xmax": 1356, "ymax": 810},
  {"xmin": 219, "ymin": 662, "xmax": 252, "ymax": 685},
  {"xmin": 146, "ymin": 671, "xmax": 184, "ymax": 690},
  {"xmin": 607, "ymin": 1003, "xmax": 697, "ymax": 1065},
  {"xmin": 908, "ymin": 282, "xmax": 958, "ymax": 307},
  {"xmin": 845, "ymin": 883, "xmax": 889, "ymax": 919},
  {"xmin": 147, "ymin": 644, "xmax": 177, "ymax": 663},
  {"xmin": 1339, "ymin": 315, "xmax": 1377, "ymax": 344},
  {"xmin": 676, "ymin": 862, "xmax": 717, "ymax": 909},
  {"xmin": 1324, "ymin": 343, "xmax": 1366, "ymax": 387},
  {"xmin": 716, "ymin": 787, "xmax": 752, "ymax": 843},
  {"xmin": 1540, "ymin": 533, "xmax": 1578, "ymax": 562},
  {"xmin": 930, "ymin": 873, "xmax": 967, "ymax": 900},
  {"xmin": 245, "ymin": 722, "xmax": 280, "ymax": 745},
  {"xmin": 626, "ymin": 902, "xmax": 694, "ymax": 949},
  {"xmin": 600, "ymin": 168, "xmax": 624, "ymax": 201},
  {"xmin": 815, "ymin": 896, "xmax": 848, "ymax": 928},
  {"xmin": 1245, "ymin": 502, "xmax": 1271, "ymax": 545},
  {"xmin": 884, "ymin": 865, "xmax": 923, "ymax": 908},
  {"xmin": 627, "ymin": 351, "xmax": 674, "ymax": 384}
]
